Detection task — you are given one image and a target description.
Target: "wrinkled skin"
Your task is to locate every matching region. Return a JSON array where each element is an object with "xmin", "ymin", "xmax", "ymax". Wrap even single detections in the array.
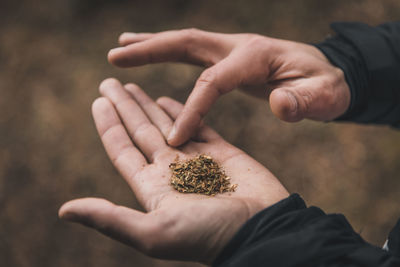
[
  {"xmin": 108, "ymin": 29, "xmax": 350, "ymax": 146},
  {"xmin": 59, "ymin": 79, "xmax": 289, "ymax": 265}
]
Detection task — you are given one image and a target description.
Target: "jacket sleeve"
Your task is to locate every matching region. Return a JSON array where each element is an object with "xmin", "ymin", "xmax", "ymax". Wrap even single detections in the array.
[
  {"xmin": 212, "ymin": 194, "xmax": 400, "ymax": 267},
  {"xmin": 314, "ymin": 21, "xmax": 400, "ymax": 127}
]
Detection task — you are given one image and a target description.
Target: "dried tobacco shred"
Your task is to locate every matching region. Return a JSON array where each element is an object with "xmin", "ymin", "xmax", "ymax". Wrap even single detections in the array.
[{"xmin": 169, "ymin": 154, "xmax": 237, "ymax": 196}]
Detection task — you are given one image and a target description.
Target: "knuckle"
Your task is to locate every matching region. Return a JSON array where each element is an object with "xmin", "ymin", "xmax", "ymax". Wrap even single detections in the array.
[
  {"xmin": 236, "ymin": 33, "xmax": 256, "ymax": 40},
  {"xmin": 197, "ymin": 69, "xmax": 217, "ymax": 86},
  {"xmin": 111, "ymin": 142, "xmax": 132, "ymax": 166},
  {"xmin": 244, "ymin": 35, "xmax": 272, "ymax": 51},
  {"xmin": 334, "ymin": 67, "xmax": 346, "ymax": 82},
  {"xmin": 320, "ymin": 75, "xmax": 334, "ymax": 88},
  {"xmin": 133, "ymin": 122, "xmax": 153, "ymax": 138},
  {"xmin": 115, "ymin": 98, "xmax": 133, "ymax": 111},
  {"xmin": 291, "ymin": 89, "xmax": 312, "ymax": 119},
  {"xmin": 178, "ymin": 28, "xmax": 203, "ymax": 62},
  {"xmin": 197, "ymin": 68, "xmax": 231, "ymax": 97},
  {"xmin": 319, "ymin": 76, "xmax": 337, "ymax": 106},
  {"xmin": 180, "ymin": 28, "xmax": 201, "ymax": 43},
  {"xmin": 300, "ymin": 90, "xmax": 313, "ymax": 112},
  {"xmin": 196, "ymin": 69, "xmax": 226, "ymax": 97}
]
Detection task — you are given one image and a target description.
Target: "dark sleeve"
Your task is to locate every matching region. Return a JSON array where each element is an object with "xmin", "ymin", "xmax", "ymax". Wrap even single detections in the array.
[
  {"xmin": 213, "ymin": 194, "xmax": 400, "ymax": 267},
  {"xmin": 314, "ymin": 21, "xmax": 400, "ymax": 127}
]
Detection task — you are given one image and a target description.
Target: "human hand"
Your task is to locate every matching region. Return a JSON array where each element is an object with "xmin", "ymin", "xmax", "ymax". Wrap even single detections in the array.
[
  {"xmin": 59, "ymin": 78, "xmax": 288, "ymax": 265},
  {"xmin": 108, "ymin": 29, "xmax": 350, "ymax": 146}
]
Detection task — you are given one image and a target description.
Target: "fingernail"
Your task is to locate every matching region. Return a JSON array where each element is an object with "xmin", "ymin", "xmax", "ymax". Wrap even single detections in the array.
[{"xmin": 168, "ymin": 125, "xmax": 177, "ymax": 142}]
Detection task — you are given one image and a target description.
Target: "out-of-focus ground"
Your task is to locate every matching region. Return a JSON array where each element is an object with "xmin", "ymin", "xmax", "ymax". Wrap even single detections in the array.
[{"xmin": 1, "ymin": 0, "xmax": 400, "ymax": 266}]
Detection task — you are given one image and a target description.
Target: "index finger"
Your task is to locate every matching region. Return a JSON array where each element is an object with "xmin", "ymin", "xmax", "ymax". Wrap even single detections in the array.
[
  {"xmin": 92, "ymin": 97, "xmax": 147, "ymax": 188},
  {"xmin": 99, "ymin": 78, "xmax": 168, "ymax": 162},
  {"xmin": 167, "ymin": 55, "xmax": 244, "ymax": 146},
  {"xmin": 108, "ymin": 29, "xmax": 232, "ymax": 68}
]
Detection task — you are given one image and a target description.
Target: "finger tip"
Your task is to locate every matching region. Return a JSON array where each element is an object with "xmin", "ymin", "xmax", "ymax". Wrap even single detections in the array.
[
  {"xmin": 167, "ymin": 128, "xmax": 187, "ymax": 147},
  {"xmin": 124, "ymin": 83, "xmax": 140, "ymax": 91},
  {"xmin": 155, "ymin": 96, "xmax": 169, "ymax": 105},
  {"xmin": 99, "ymin": 77, "xmax": 121, "ymax": 94},
  {"xmin": 118, "ymin": 32, "xmax": 128, "ymax": 45},
  {"xmin": 107, "ymin": 48, "xmax": 126, "ymax": 65},
  {"xmin": 107, "ymin": 51, "xmax": 114, "ymax": 63},
  {"xmin": 118, "ymin": 32, "xmax": 136, "ymax": 45},
  {"xmin": 91, "ymin": 96, "xmax": 109, "ymax": 112},
  {"xmin": 270, "ymin": 90, "xmax": 302, "ymax": 122},
  {"xmin": 167, "ymin": 127, "xmax": 179, "ymax": 146},
  {"xmin": 167, "ymin": 138, "xmax": 182, "ymax": 147},
  {"xmin": 167, "ymin": 125, "xmax": 196, "ymax": 147},
  {"xmin": 58, "ymin": 201, "xmax": 75, "ymax": 220},
  {"xmin": 101, "ymin": 77, "xmax": 119, "ymax": 84}
]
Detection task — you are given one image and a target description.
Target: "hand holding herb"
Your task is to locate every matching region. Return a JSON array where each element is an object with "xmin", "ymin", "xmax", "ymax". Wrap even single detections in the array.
[{"xmin": 59, "ymin": 78, "xmax": 288, "ymax": 265}]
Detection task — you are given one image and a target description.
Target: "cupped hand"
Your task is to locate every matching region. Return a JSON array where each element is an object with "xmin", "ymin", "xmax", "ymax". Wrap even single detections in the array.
[
  {"xmin": 59, "ymin": 78, "xmax": 288, "ymax": 265},
  {"xmin": 108, "ymin": 29, "xmax": 350, "ymax": 146}
]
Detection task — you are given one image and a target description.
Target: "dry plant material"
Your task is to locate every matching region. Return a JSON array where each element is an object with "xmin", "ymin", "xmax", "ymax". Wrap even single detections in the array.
[{"xmin": 169, "ymin": 154, "xmax": 237, "ymax": 196}]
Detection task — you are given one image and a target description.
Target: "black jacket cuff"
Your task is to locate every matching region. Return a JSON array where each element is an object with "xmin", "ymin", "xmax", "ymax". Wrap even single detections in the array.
[
  {"xmin": 213, "ymin": 194, "xmax": 400, "ymax": 267},
  {"xmin": 315, "ymin": 22, "xmax": 400, "ymax": 127}
]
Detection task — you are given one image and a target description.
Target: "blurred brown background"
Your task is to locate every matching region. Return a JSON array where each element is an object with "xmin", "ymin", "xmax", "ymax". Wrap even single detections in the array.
[{"xmin": 1, "ymin": 0, "xmax": 400, "ymax": 266}]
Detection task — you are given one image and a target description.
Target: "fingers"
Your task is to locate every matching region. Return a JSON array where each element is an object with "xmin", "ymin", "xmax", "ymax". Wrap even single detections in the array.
[
  {"xmin": 156, "ymin": 96, "xmax": 184, "ymax": 119},
  {"xmin": 92, "ymin": 97, "xmax": 147, "ymax": 185},
  {"xmin": 124, "ymin": 83, "xmax": 173, "ymax": 138},
  {"xmin": 124, "ymin": 84, "xmax": 221, "ymax": 143},
  {"xmin": 108, "ymin": 29, "xmax": 231, "ymax": 68},
  {"xmin": 99, "ymin": 78, "xmax": 168, "ymax": 162},
  {"xmin": 167, "ymin": 55, "xmax": 244, "ymax": 146},
  {"xmin": 156, "ymin": 96, "xmax": 221, "ymax": 142},
  {"xmin": 59, "ymin": 198, "xmax": 154, "ymax": 252},
  {"xmin": 119, "ymin": 32, "xmax": 154, "ymax": 46}
]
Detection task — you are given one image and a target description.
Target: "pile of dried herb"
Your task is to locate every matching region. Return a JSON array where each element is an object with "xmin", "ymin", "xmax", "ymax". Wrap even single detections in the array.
[{"xmin": 169, "ymin": 154, "xmax": 237, "ymax": 196}]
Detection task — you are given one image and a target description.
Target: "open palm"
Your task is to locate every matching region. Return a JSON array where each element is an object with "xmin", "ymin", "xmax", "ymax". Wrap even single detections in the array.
[{"xmin": 59, "ymin": 78, "xmax": 288, "ymax": 265}]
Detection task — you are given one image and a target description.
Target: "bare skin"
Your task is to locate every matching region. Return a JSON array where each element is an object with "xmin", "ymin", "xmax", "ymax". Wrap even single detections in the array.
[
  {"xmin": 59, "ymin": 78, "xmax": 289, "ymax": 265},
  {"xmin": 108, "ymin": 29, "xmax": 351, "ymax": 146}
]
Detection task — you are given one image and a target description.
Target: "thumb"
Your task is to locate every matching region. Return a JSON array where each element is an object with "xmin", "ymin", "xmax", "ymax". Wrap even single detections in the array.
[
  {"xmin": 270, "ymin": 83, "xmax": 349, "ymax": 122},
  {"xmin": 269, "ymin": 88, "xmax": 310, "ymax": 122},
  {"xmin": 59, "ymin": 198, "xmax": 154, "ymax": 251}
]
